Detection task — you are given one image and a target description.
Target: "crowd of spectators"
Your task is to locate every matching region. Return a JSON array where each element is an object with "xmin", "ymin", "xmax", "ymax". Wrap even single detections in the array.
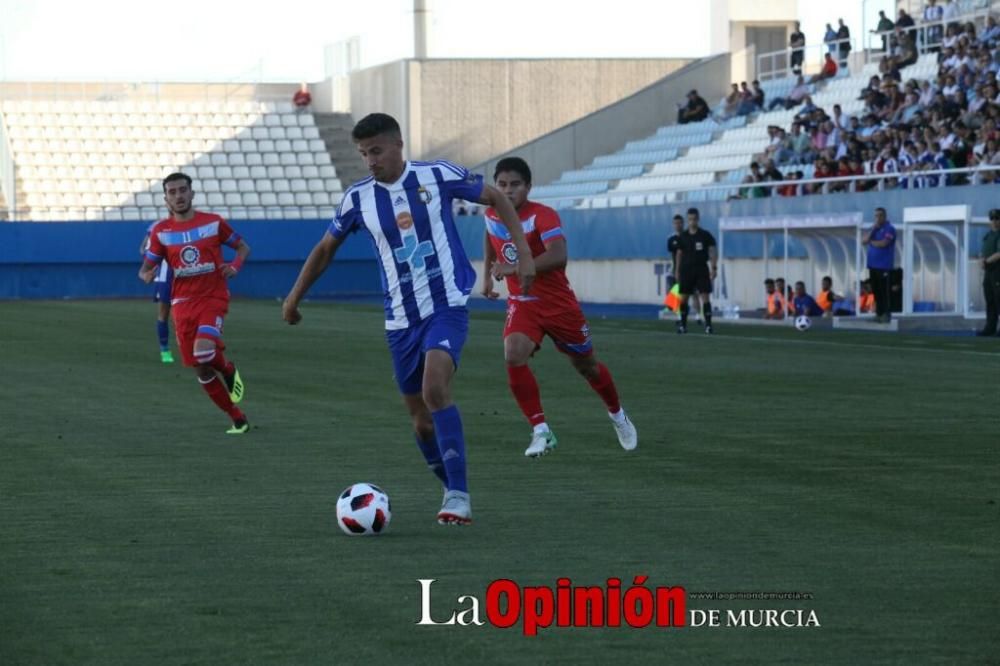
[{"xmin": 733, "ymin": 6, "xmax": 1000, "ymax": 199}]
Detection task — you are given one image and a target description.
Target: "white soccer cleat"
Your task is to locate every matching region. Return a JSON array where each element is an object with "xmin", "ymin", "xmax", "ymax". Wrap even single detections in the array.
[
  {"xmin": 611, "ymin": 411, "xmax": 638, "ymax": 451},
  {"xmin": 524, "ymin": 430, "xmax": 558, "ymax": 457},
  {"xmin": 437, "ymin": 490, "xmax": 472, "ymax": 525}
]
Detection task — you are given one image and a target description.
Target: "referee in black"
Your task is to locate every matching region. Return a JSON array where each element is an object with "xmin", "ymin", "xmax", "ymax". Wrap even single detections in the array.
[
  {"xmin": 977, "ymin": 208, "xmax": 1000, "ymax": 336},
  {"xmin": 674, "ymin": 207, "xmax": 718, "ymax": 334},
  {"xmin": 667, "ymin": 214, "xmax": 683, "ymax": 279}
]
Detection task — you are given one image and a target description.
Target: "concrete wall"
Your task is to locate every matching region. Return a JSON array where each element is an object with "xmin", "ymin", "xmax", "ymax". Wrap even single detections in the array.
[
  {"xmin": 347, "ymin": 58, "xmax": 692, "ymax": 168},
  {"xmin": 472, "ymin": 54, "xmax": 731, "ymax": 187}
]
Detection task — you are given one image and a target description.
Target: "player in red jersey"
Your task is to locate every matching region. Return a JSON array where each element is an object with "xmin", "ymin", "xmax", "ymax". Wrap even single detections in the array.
[
  {"xmin": 139, "ymin": 173, "xmax": 251, "ymax": 434},
  {"xmin": 482, "ymin": 157, "xmax": 637, "ymax": 457}
]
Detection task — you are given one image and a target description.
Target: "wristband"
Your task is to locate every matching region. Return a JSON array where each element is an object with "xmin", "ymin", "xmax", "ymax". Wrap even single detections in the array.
[{"xmin": 231, "ymin": 256, "xmax": 245, "ymax": 272}]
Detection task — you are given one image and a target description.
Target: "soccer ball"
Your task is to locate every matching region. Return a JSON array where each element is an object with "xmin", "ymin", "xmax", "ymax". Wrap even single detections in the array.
[
  {"xmin": 794, "ymin": 315, "xmax": 812, "ymax": 332},
  {"xmin": 336, "ymin": 483, "xmax": 391, "ymax": 535}
]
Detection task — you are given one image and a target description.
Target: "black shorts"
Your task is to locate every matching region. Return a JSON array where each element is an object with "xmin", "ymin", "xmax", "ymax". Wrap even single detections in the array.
[{"xmin": 679, "ymin": 267, "xmax": 712, "ymax": 295}]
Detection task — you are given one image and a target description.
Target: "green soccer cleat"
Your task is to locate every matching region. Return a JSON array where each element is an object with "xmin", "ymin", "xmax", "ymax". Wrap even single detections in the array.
[
  {"xmin": 224, "ymin": 366, "xmax": 244, "ymax": 404},
  {"xmin": 226, "ymin": 417, "xmax": 250, "ymax": 435},
  {"xmin": 160, "ymin": 350, "xmax": 175, "ymax": 364}
]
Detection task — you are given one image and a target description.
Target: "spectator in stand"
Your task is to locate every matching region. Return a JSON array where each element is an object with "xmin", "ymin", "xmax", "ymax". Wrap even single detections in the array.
[
  {"xmin": 825, "ymin": 23, "xmax": 838, "ymax": 55},
  {"xmin": 678, "ymin": 89, "xmax": 710, "ymax": 124},
  {"xmin": 751, "ymin": 80, "xmax": 766, "ymax": 110},
  {"xmin": 892, "ymin": 91, "xmax": 924, "ymax": 124},
  {"xmin": 943, "ymin": 0, "xmax": 961, "ymax": 32},
  {"xmin": 736, "ymin": 81, "xmax": 757, "ymax": 116},
  {"xmin": 293, "ymin": 83, "xmax": 312, "ymax": 110},
  {"xmin": 836, "ymin": 19, "xmax": 852, "ymax": 69},
  {"xmin": 790, "ymin": 22, "xmax": 806, "ymax": 75},
  {"xmin": 980, "ymin": 16, "xmax": 1000, "ymax": 46},
  {"xmin": 872, "ymin": 10, "xmax": 895, "ymax": 53},
  {"xmin": 923, "ymin": 0, "xmax": 944, "ymax": 50},
  {"xmin": 897, "ymin": 8, "xmax": 917, "ymax": 41},
  {"xmin": 777, "ymin": 171, "xmax": 802, "ymax": 197},
  {"xmin": 788, "ymin": 122, "xmax": 812, "ymax": 164},
  {"xmin": 897, "ymin": 140, "xmax": 919, "ymax": 188},
  {"xmin": 810, "ymin": 53, "xmax": 839, "ymax": 84},
  {"xmin": 721, "ymin": 83, "xmax": 742, "ymax": 119},
  {"xmin": 768, "ymin": 75, "xmax": 810, "ymax": 110},
  {"xmin": 793, "ymin": 282, "xmax": 825, "ymax": 317},
  {"xmin": 774, "ymin": 278, "xmax": 789, "ymax": 317},
  {"xmin": 862, "ymin": 207, "xmax": 898, "ymax": 323},
  {"xmin": 919, "ymin": 79, "xmax": 936, "ymax": 106}
]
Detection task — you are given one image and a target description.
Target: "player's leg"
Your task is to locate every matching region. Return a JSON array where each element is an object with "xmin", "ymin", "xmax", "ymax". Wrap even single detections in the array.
[
  {"xmin": 420, "ymin": 308, "xmax": 472, "ymax": 525},
  {"xmin": 698, "ymin": 271, "xmax": 714, "ymax": 333},
  {"xmin": 189, "ymin": 309, "xmax": 247, "ymax": 433},
  {"xmin": 503, "ymin": 303, "xmax": 554, "ymax": 457},
  {"xmin": 401, "ymin": 393, "xmax": 449, "ymax": 487},
  {"xmin": 677, "ymin": 292, "xmax": 690, "ymax": 333},
  {"xmin": 388, "ymin": 324, "xmax": 450, "ymax": 487},
  {"xmin": 154, "ymin": 284, "xmax": 174, "ymax": 363},
  {"xmin": 552, "ymin": 311, "xmax": 637, "ymax": 451},
  {"xmin": 692, "ymin": 292, "xmax": 703, "ymax": 325}
]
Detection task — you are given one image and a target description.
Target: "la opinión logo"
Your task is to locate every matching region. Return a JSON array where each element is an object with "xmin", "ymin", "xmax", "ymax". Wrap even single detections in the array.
[{"xmin": 416, "ymin": 576, "xmax": 686, "ymax": 636}]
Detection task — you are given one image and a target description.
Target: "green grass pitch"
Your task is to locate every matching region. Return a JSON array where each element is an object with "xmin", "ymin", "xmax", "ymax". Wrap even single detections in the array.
[{"xmin": 1, "ymin": 300, "xmax": 997, "ymax": 664}]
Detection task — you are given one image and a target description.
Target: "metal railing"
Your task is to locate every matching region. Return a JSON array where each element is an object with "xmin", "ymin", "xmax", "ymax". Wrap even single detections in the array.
[
  {"xmin": 865, "ymin": 6, "xmax": 993, "ymax": 62},
  {"xmin": 531, "ymin": 164, "xmax": 1000, "ymax": 209},
  {"xmin": 756, "ymin": 38, "xmax": 854, "ymax": 82},
  {"xmin": 0, "ymin": 114, "xmax": 15, "ymax": 220}
]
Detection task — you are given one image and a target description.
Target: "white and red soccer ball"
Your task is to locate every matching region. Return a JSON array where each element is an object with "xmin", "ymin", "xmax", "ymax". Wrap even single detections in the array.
[{"xmin": 336, "ymin": 483, "xmax": 392, "ymax": 536}]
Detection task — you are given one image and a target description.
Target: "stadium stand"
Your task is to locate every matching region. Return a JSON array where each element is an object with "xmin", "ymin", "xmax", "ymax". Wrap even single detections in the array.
[
  {"xmin": 525, "ymin": 6, "xmax": 1000, "ymax": 210},
  {"xmin": 0, "ymin": 99, "xmax": 344, "ymax": 221}
]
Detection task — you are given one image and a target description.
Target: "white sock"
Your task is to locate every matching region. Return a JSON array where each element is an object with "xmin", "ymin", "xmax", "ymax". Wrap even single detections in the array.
[
  {"xmin": 609, "ymin": 409, "xmax": 626, "ymax": 423},
  {"xmin": 532, "ymin": 423, "xmax": 550, "ymax": 435}
]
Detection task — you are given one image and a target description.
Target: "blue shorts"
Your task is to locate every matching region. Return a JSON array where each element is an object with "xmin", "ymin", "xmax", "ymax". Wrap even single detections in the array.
[
  {"xmin": 385, "ymin": 307, "xmax": 469, "ymax": 395},
  {"xmin": 153, "ymin": 279, "xmax": 172, "ymax": 303}
]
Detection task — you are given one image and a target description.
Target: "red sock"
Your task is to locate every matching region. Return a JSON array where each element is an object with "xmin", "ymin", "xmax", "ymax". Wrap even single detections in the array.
[
  {"xmin": 208, "ymin": 348, "xmax": 234, "ymax": 376},
  {"xmin": 506, "ymin": 364, "xmax": 546, "ymax": 427},
  {"xmin": 587, "ymin": 362, "xmax": 621, "ymax": 414},
  {"xmin": 199, "ymin": 375, "xmax": 242, "ymax": 420}
]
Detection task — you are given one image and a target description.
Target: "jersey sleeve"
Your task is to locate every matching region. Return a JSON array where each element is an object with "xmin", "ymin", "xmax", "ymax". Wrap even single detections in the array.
[
  {"xmin": 536, "ymin": 207, "xmax": 564, "ymax": 245},
  {"xmin": 705, "ymin": 231, "xmax": 718, "ymax": 248},
  {"xmin": 218, "ymin": 218, "xmax": 242, "ymax": 249},
  {"xmin": 434, "ymin": 160, "xmax": 485, "ymax": 203},
  {"xmin": 328, "ymin": 192, "xmax": 363, "ymax": 240},
  {"xmin": 145, "ymin": 223, "xmax": 164, "ymax": 264}
]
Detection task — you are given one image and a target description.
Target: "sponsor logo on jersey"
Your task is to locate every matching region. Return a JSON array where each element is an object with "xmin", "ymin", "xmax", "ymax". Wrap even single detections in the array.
[
  {"xmin": 397, "ymin": 211, "xmax": 414, "ymax": 230},
  {"xmin": 417, "ymin": 186, "xmax": 433, "ymax": 204}
]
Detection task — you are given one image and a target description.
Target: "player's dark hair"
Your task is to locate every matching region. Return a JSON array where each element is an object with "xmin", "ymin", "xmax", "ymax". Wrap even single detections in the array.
[
  {"xmin": 162, "ymin": 172, "xmax": 192, "ymax": 191},
  {"xmin": 686, "ymin": 207, "xmax": 700, "ymax": 218},
  {"xmin": 990, "ymin": 208, "xmax": 1000, "ymax": 220},
  {"xmin": 494, "ymin": 157, "xmax": 532, "ymax": 185},
  {"xmin": 764, "ymin": 278, "xmax": 775, "ymax": 286},
  {"xmin": 795, "ymin": 280, "xmax": 805, "ymax": 289},
  {"xmin": 776, "ymin": 276, "xmax": 785, "ymax": 283},
  {"xmin": 672, "ymin": 214, "xmax": 683, "ymax": 221},
  {"xmin": 352, "ymin": 113, "xmax": 402, "ymax": 142},
  {"xmin": 875, "ymin": 206, "xmax": 887, "ymax": 215},
  {"xmin": 822, "ymin": 275, "xmax": 832, "ymax": 283}
]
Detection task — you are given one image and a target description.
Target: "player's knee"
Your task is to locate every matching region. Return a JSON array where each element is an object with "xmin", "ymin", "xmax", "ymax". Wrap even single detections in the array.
[
  {"xmin": 413, "ymin": 417, "xmax": 435, "ymax": 442},
  {"xmin": 193, "ymin": 339, "xmax": 217, "ymax": 365},
  {"xmin": 195, "ymin": 364, "xmax": 215, "ymax": 381},
  {"xmin": 503, "ymin": 336, "xmax": 533, "ymax": 366},
  {"xmin": 421, "ymin": 381, "xmax": 450, "ymax": 412},
  {"xmin": 572, "ymin": 355, "xmax": 599, "ymax": 379}
]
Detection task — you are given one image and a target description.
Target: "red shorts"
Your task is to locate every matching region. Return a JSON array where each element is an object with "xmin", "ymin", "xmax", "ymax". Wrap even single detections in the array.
[
  {"xmin": 504, "ymin": 299, "xmax": 593, "ymax": 357},
  {"xmin": 172, "ymin": 298, "xmax": 228, "ymax": 367}
]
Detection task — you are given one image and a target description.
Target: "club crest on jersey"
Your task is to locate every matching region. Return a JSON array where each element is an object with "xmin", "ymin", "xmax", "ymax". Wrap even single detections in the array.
[
  {"xmin": 417, "ymin": 186, "xmax": 433, "ymax": 204},
  {"xmin": 180, "ymin": 245, "xmax": 200, "ymax": 265},
  {"xmin": 501, "ymin": 242, "xmax": 518, "ymax": 263},
  {"xmin": 396, "ymin": 211, "xmax": 414, "ymax": 230}
]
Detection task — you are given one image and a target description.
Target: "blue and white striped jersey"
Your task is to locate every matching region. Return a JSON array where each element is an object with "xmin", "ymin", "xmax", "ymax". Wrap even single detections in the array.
[{"xmin": 329, "ymin": 160, "xmax": 485, "ymax": 330}]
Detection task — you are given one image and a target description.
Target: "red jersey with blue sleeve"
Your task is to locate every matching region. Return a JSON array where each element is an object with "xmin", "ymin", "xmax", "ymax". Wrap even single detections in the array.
[
  {"xmin": 485, "ymin": 201, "xmax": 580, "ymax": 312},
  {"xmin": 145, "ymin": 211, "xmax": 241, "ymax": 306}
]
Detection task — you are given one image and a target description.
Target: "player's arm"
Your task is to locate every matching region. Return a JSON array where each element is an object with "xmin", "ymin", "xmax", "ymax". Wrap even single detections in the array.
[
  {"xmin": 674, "ymin": 250, "xmax": 682, "ymax": 280},
  {"xmin": 138, "ymin": 233, "xmax": 163, "ymax": 284},
  {"xmin": 708, "ymin": 244, "xmax": 718, "ymax": 279},
  {"xmin": 478, "ymin": 185, "xmax": 535, "ymax": 293},
  {"xmin": 139, "ymin": 233, "xmax": 150, "ymax": 256},
  {"xmin": 283, "ymin": 232, "xmax": 345, "ymax": 324},
  {"xmin": 221, "ymin": 239, "xmax": 251, "ymax": 278},
  {"xmin": 482, "ymin": 233, "xmax": 500, "ymax": 299}
]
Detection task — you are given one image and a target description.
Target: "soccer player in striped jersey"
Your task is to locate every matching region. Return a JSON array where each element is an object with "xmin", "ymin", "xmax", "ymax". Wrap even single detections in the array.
[
  {"xmin": 283, "ymin": 113, "xmax": 535, "ymax": 526},
  {"xmin": 140, "ymin": 222, "xmax": 175, "ymax": 363},
  {"xmin": 483, "ymin": 157, "xmax": 637, "ymax": 457},
  {"xmin": 139, "ymin": 173, "xmax": 251, "ymax": 434}
]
